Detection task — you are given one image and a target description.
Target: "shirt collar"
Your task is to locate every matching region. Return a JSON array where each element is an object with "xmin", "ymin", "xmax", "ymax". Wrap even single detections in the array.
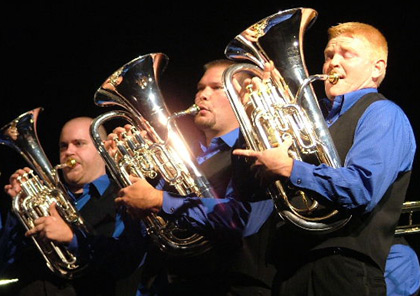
[
  {"xmin": 198, "ymin": 128, "xmax": 239, "ymax": 154},
  {"xmin": 84, "ymin": 174, "xmax": 111, "ymax": 196},
  {"xmin": 326, "ymin": 88, "xmax": 377, "ymax": 119},
  {"xmin": 218, "ymin": 128, "xmax": 239, "ymax": 148}
]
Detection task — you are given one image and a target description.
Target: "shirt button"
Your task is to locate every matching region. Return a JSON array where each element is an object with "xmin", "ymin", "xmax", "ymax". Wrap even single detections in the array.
[
  {"xmin": 296, "ymin": 178, "xmax": 302, "ymax": 185},
  {"xmin": 170, "ymin": 207, "xmax": 175, "ymax": 213}
]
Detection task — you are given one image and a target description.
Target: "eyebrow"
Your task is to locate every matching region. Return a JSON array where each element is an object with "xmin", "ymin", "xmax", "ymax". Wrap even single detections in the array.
[{"xmin": 59, "ymin": 138, "xmax": 88, "ymax": 144}]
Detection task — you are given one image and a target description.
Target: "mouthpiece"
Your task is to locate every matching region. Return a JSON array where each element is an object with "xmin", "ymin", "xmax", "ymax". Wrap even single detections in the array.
[
  {"xmin": 55, "ymin": 158, "xmax": 78, "ymax": 170},
  {"xmin": 171, "ymin": 104, "xmax": 200, "ymax": 118},
  {"xmin": 328, "ymin": 72, "xmax": 340, "ymax": 85},
  {"xmin": 65, "ymin": 158, "xmax": 78, "ymax": 168}
]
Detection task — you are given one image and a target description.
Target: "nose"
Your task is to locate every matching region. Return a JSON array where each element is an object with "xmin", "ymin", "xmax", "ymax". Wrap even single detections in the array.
[
  {"xmin": 195, "ymin": 87, "xmax": 210, "ymax": 103},
  {"xmin": 63, "ymin": 143, "xmax": 76, "ymax": 156},
  {"xmin": 324, "ymin": 55, "xmax": 340, "ymax": 75},
  {"xmin": 329, "ymin": 54, "xmax": 343, "ymax": 68}
]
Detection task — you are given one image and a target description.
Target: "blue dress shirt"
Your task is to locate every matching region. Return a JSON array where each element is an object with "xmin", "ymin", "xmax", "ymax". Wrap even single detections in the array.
[
  {"xmin": 289, "ymin": 88, "xmax": 416, "ymax": 213},
  {"xmin": 385, "ymin": 243, "xmax": 420, "ymax": 296}
]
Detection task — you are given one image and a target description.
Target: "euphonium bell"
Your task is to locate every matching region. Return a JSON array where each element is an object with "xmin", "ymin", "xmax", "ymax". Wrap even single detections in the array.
[
  {"xmin": 223, "ymin": 7, "xmax": 351, "ymax": 232},
  {"xmin": 91, "ymin": 53, "xmax": 215, "ymax": 255},
  {"xmin": 0, "ymin": 107, "xmax": 89, "ymax": 278}
]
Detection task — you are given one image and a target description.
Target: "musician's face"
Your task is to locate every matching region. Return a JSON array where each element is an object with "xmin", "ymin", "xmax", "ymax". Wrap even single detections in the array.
[
  {"xmin": 194, "ymin": 65, "xmax": 239, "ymax": 140},
  {"xmin": 323, "ymin": 34, "xmax": 379, "ymax": 100},
  {"xmin": 59, "ymin": 118, "xmax": 106, "ymax": 193}
]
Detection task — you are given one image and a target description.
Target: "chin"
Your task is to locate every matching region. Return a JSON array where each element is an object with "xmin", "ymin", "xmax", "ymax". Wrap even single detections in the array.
[
  {"xmin": 64, "ymin": 172, "xmax": 79, "ymax": 183},
  {"xmin": 194, "ymin": 117, "xmax": 213, "ymax": 129},
  {"xmin": 326, "ymin": 87, "xmax": 346, "ymax": 99}
]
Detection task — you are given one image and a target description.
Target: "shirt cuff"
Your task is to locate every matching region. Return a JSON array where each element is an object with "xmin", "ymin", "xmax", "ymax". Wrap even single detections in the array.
[
  {"xmin": 67, "ymin": 233, "xmax": 79, "ymax": 252},
  {"xmin": 161, "ymin": 191, "xmax": 186, "ymax": 215},
  {"xmin": 289, "ymin": 159, "xmax": 315, "ymax": 188}
]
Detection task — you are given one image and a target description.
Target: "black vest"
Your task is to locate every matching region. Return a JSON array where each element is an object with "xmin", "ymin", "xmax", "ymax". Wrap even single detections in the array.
[
  {"xmin": 71, "ymin": 180, "xmax": 125, "ymax": 295},
  {"xmin": 141, "ymin": 140, "xmax": 276, "ymax": 296},
  {"xmin": 271, "ymin": 93, "xmax": 412, "ymax": 273},
  {"xmin": 79, "ymin": 180, "xmax": 120, "ymax": 236},
  {"xmin": 227, "ymin": 138, "xmax": 278, "ymax": 296},
  {"xmin": 327, "ymin": 93, "xmax": 411, "ymax": 271},
  {"xmin": 199, "ymin": 141, "xmax": 233, "ymax": 199},
  {"xmin": 140, "ymin": 145, "xmax": 239, "ymax": 296}
]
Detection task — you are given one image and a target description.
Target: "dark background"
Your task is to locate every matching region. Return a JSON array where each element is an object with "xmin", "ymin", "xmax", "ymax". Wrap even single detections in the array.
[{"xmin": 1, "ymin": 1, "xmax": 419, "ymax": 253}]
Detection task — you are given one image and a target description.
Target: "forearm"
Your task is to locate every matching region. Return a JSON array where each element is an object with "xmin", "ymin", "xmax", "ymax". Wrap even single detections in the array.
[
  {"xmin": 161, "ymin": 192, "xmax": 251, "ymax": 236},
  {"xmin": 289, "ymin": 101, "xmax": 416, "ymax": 213}
]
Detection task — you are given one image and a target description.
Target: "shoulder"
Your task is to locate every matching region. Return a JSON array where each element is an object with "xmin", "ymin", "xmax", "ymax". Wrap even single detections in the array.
[
  {"xmin": 360, "ymin": 95, "xmax": 416, "ymax": 159},
  {"xmin": 361, "ymin": 95, "xmax": 412, "ymax": 128},
  {"xmin": 366, "ymin": 94, "xmax": 403, "ymax": 112}
]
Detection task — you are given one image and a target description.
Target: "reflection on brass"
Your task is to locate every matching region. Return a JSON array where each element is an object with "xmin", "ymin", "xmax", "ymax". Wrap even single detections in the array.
[
  {"xmin": 136, "ymin": 76, "xmax": 149, "ymax": 89},
  {"xmin": 110, "ymin": 68, "xmax": 123, "ymax": 87},
  {"xmin": 248, "ymin": 19, "xmax": 268, "ymax": 38},
  {"xmin": 6, "ymin": 125, "xmax": 18, "ymax": 140},
  {"xmin": 0, "ymin": 278, "xmax": 19, "ymax": 286},
  {"xmin": 395, "ymin": 201, "xmax": 420, "ymax": 235}
]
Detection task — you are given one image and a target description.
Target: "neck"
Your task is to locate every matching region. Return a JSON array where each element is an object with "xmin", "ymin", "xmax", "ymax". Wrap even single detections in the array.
[
  {"xmin": 204, "ymin": 131, "xmax": 218, "ymax": 147},
  {"xmin": 69, "ymin": 184, "xmax": 84, "ymax": 194}
]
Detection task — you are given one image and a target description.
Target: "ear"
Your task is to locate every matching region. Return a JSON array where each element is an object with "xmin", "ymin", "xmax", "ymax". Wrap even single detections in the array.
[{"xmin": 372, "ymin": 59, "xmax": 387, "ymax": 83}]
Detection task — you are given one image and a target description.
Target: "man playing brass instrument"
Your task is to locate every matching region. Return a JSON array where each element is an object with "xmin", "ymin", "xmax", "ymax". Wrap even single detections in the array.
[
  {"xmin": 233, "ymin": 22, "xmax": 418, "ymax": 296},
  {"xmin": 1, "ymin": 116, "xmax": 146, "ymax": 296},
  {"xmin": 108, "ymin": 59, "xmax": 276, "ymax": 296}
]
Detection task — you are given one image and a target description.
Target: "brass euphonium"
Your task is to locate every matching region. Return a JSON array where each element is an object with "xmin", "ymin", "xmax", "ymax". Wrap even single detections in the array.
[
  {"xmin": 0, "ymin": 107, "xmax": 89, "ymax": 278},
  {"xmin": 223, "ymin": 8, "xmax": 351, "ymax": 232},
  {"xmin": 90, "ymin": 53, "xmax": 215, "ymax": 255}
]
